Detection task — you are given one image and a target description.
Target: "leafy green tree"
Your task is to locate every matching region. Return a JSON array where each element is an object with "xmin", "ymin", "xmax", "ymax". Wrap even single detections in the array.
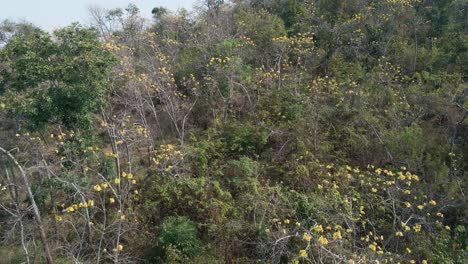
[{"xmin": 0, "ymin": 23, "xmax": 115, "ymax": 129}]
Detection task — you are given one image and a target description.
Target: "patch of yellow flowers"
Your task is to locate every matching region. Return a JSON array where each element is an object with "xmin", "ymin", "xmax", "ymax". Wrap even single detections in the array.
[{"xmin": 64, "ymin": 200, "xmax": 94, "ymax": 213}]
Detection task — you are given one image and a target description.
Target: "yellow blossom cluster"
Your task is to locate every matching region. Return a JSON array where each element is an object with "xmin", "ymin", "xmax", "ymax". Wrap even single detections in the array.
[
  {"xmin": 93, "ymin": 182, "xmax": 110, "ymax": 192},
  {"xmin": 239, "ymin": 36, "xmax": 256, "ymax": 47},
  {"xmin": 121, "ymin": 171, "xmax": 137, "ymax": 185},
  {"xmin": 84, "ymin": 145, "xmax": 100, "ymax": 154},
  {"xmin": 255, "ymin": 67, "xmax": 280, "ymax": 86},
  {"xmin": 299, "ymin": 249, "xmax": 307, "ymax": 257},
  {"xmin": 313, "ymin": 224, "xmax": 324, "ymax": 233},
  {"xmin": 64, "ymin": 200, "xmax": 94, "ymax": 213},
  {"xmin": 163, "ymin": 38, "xmax": 180, "ymax": 45},
  {"xmin": 208, "ymin": 56, "xmax": 231, "ymax": 66},
  {"xmin": 104, "ymin": 42, "xmax": 121, "ymax": 52},
  {"xmin": 112, "ymin": 244, "xmax": 124, "ymax": 252},
  {"xmin": 133, "ymin": 124, "xmax": 149, "ymax": 139},
  {"xmin": 272, "ymin": 32, "xmax": 314, "ymax": 45},
  {"xmin": 272, "ymin": 32, "xmax": 315, "ymax": 54},
  {"xmin": 105, "ymin": 150, "xmax": 118, "ymax": 159},
  {"xmin": 151, "ymin": 144, "xmax": 183, "ymax": 169}
]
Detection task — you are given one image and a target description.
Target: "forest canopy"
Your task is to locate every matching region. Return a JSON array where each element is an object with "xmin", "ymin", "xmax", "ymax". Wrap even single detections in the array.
[{"xmin": 0, "ymin": 0, "xmax": 467, "ymax": 263}]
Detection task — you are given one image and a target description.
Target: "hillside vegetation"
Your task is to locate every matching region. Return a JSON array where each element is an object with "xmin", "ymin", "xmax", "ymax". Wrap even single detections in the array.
[{"xmin": 0, "ymin": 0, "xmax": 467, "ymax": 263}]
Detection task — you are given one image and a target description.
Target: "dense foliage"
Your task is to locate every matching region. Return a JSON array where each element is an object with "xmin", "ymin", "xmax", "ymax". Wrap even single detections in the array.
[{"xmin": 0, "ymin": 0, "xmax": 466, "ymax": 263}]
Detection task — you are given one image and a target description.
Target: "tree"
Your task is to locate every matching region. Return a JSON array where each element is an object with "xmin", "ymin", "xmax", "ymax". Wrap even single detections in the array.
[{"xmin": 0, "ymin": 23, "xmax": 115, "ymax": 130}]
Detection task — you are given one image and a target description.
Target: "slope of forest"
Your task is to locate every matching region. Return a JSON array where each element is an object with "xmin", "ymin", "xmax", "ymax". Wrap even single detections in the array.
[{"xmin": 0, "ymin": 0, "xmax": 467, "ymax": 263}]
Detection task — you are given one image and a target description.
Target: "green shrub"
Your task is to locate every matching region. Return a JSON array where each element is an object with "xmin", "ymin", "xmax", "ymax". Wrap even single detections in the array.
[{"xmin": 158, "ymin": 216, "xmax": 201, "ymax": 258}]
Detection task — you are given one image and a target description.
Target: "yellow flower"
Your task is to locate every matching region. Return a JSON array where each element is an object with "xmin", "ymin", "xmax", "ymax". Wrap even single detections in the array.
[
  {"xmin": 109, "ymin": 198, "xmax": 115, "ymax": 204},
  {"xmin": 302, "ymin": 232, "xmax": 312, "ymax": 242},
  {"xmin": 313, "ymin": 225, "xmax": 324, "ymax": 233},
  {"xmin": 348, "ymin": 260, "xmax": 355, "ymax": 264},
  {"xmin": 87, "ymin": 200, "xmax": 94, "ymax": 206},
  {"xmin": 422, "ymin": 260, "xmax": 428, "ymax": 264},
  {"xmin": 333, "ymin": 231, "xmax": 342, "ymax": 240},
  {"xmin": 405, "ymin": 202, "xmax": 411, "ymax": 208},
  {"xmin": 395, "ymin": 231, "xmax": 403, "ymax": 237},
  {"xmin": 299, "ymin": 249, "xmax": 307, "ymax": 257},
  {"xmin": 369, "ymin": 244, "xmax": 377, "ymax": 251},
  {"xmin": 429, "ymin": 200, "xmax": 437, "ymax": 206},
  {"xmin": 318, "ymin": 236, "xmax": 328, "ymax": 245},
  {"xmin": 114, "ymin": 178, "xmax": 120, "ymax": 184},
  {"xmin": 360, "ymin": 206, "xmax": 365, "ymax": 215},
  {"xmin": 94, "ymin": 185, "xmax": 102, "ymax": 192},
  {"xmin": 117, "ymin": 244, "xmax": 124, "ymax": 251},
  {"xmin": 127, "ymin": 173, "xmax": 134, "ymax": 179},
  {"xmin": 445, "ymin": 225, "xmax": 450, "ymax": 230},
  {"xmin": 295, "ymin": 222, "xmax": 301, "ymax": 226},
  {"xmin": 317, "ymin": 184, "xmax": 323, "ymax": 190},
  {"xmin": 371, "ymin": 188, "xmax": 378, "ymax": 193},
  {"xmin": 101, "ymin": 183, "xmax": 108, "ymax": 189},
  {"xmin": 406, "ymin": 247, "xmax": 411, "ymax": 253},
  {"xmin": 131, "ymin": 179, "xmax": 137, "ymax": 184},
  {"xmin": 417, "ymin": 205, "xmax": 424, "ymax": 210},
  {"xmin": 55, "ymin": 215, "xmax": 63, "ymax": 221},
  {"xmin": 265, "ymin": 228, "xmax": 270, "ymax": 234},
  {"xmin": 284, "ymin": 219, "xmax": 290, "ymax": 224},
  {"xmin": 120, "ymin": 215, "xmax": 126, "ymax": 220},
  {"xmin": 134, "ymin": 190, "xmax": 139, "ymax": 194},
  {"xmin": 413, "ymin": 224, "xmax": 421, "ymax": 232}
]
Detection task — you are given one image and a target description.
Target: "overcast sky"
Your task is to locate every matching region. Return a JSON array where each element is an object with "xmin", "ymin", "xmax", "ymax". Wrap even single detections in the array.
[{"xmin": 0, "ymin": 0, "xmax": 197, "ymax": 31}]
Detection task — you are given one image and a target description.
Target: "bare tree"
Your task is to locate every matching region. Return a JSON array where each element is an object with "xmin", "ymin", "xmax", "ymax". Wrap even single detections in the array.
[{"xmin": 0, "ymin": 146, "xmax": 53, "ymax": 264}]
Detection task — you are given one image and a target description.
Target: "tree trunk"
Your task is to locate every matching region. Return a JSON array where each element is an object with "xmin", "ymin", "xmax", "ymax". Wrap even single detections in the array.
[{"xmin": 0, "ymin": 146, "xmax": 54, "ymax": 264}]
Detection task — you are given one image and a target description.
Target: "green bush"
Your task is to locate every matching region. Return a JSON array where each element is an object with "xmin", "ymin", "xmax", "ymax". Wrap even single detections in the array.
[{"xmin": 158, "ymin": 216, "xmax": 201, "ymax": 259}]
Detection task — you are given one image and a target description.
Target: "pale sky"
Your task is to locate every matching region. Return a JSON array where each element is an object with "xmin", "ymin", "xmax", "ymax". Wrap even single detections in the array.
[{"xmin": 0, "ymin": 0, "xmax": 197, "ymax": 31}]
